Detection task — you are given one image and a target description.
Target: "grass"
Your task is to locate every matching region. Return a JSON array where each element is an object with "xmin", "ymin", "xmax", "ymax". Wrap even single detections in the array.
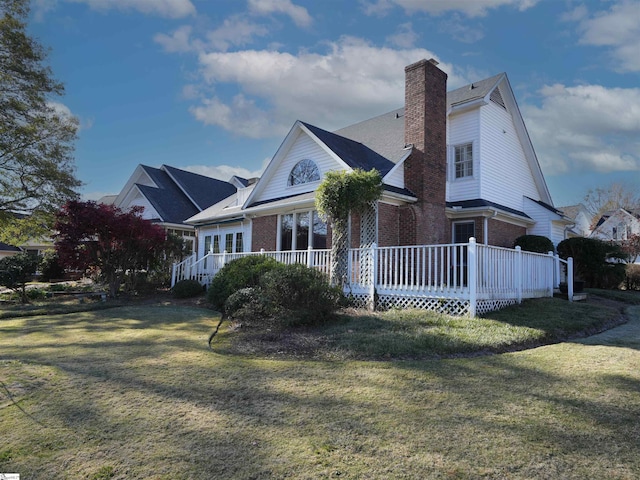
[
  {"xmin": 0, "ymin": 295, "xmax": 639, "ymax": 479},
  {"xmin": 215, "ymin": 295, "xmax": 626, "ymax": 360}
]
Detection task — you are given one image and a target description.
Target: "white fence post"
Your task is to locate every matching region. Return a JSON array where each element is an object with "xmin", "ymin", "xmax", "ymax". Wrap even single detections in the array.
[
  {"xmin": 554, "ymin": 253, "xmax": 561, "ymax": 288},
  {"xmin": 568, "ymin": 257, "xmax": 574, "ymax": 302},
  {"xmin": 468, "ymin": 238, "xmax": 477, "ymax": 317},
  {"xmin": 515, "ymin": 246, "xmax": 522, "ymax": 304},
  {"xmin": 171, "ymin": 263, "xmax": 177, "ymax": 288},
  {"xmin": 548, "ymin": 251, "xmax": 555, "ymax": 296},
  {"xmin": 369, "ymin": 243, "xmax": 377, "ymax": 311},
  {"xmin": 307, "ymin": 246, "xmax": 313, "ymax": 268}
]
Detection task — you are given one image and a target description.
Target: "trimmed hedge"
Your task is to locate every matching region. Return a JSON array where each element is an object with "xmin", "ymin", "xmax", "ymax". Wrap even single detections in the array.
[{"xmin": 513, "ymin": 235, "xmax": 554, "ymax": 254}]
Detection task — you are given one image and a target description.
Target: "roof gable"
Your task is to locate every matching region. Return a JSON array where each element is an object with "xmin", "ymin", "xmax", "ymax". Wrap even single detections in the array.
[
  {"xmin": 111, "ymin": 164, "xmax": 237, "ymax": 226},
  {"xmin": 162, "ymin": 165, "xmax": 237, "ymax": 211}
]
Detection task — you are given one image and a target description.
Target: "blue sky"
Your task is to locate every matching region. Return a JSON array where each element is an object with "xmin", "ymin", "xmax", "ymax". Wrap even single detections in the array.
[{"xmin": 29, "ymin": 0, "xmax": 640, "ymax": 207}]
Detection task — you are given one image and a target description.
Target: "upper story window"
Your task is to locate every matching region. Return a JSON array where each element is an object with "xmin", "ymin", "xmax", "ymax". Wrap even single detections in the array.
[
  {"xmin": 288, "ymin": 159, "xmax": 320, "ymax": 186},
  {"xmin": 454, "ymin": 143, "xmax": 473, "ymax": 179}
]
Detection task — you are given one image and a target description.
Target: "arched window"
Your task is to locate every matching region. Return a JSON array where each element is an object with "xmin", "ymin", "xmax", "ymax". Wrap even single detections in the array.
[{"xmin": 288, "ymin": 159, "xmax": 320, "ymax": 186}]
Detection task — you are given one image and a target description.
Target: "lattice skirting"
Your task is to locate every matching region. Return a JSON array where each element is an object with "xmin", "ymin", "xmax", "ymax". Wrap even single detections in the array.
[
  {"xmin": 475, "ymin": 298, "xmax": 518, "ymax": 315},
  {"xmin": 347, "ymin": 293, "xmax": 471, "ymax": 316},
  {"xmin": 346, "ymin": 292, "xmax": 519, "ymax": 317}
]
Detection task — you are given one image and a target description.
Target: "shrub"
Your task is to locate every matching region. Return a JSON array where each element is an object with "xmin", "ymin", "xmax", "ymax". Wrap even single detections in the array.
[
  {"xmin": 557, "ymin": 237, "xmax": 627, "ymax": 289},
  {"xmin": 624, "ymin": 264, "xmax": 640, "ymax": 291},
  {"xmin": 260, "ymin": 263, "xmax": 345, "ymax": 325},
  {"xmin": 207, "ymin": 255, "xmax": 280, "ymax": 311},
  {"xmin": 172, "ymin": 279, "xmax": 204, "ymax": 298},
  {"xmin": 513, "ymin": 235, "xmax": 554, "ymax": 254},
  {"xmin": 39, "ymin": 250, "xmax": 66, "ymax": 281},
  {"xmin": 0, "ymin": 253, "xmax": 40, "ymax": 303},
  {"xmin": 224, "ymin": 287, "xmax": 268, "ymax": 320}
]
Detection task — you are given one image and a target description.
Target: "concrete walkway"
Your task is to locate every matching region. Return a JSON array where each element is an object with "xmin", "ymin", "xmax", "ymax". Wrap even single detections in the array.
[{"xmin": 578, "ymin": 305, "xmax": 640, "ymax": 350}]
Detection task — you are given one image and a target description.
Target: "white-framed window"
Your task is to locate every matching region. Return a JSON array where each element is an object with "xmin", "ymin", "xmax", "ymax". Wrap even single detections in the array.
[
  {"xmin": 278, "ymin": 210, "xmax": 327, "ymax": 250},
  {"xmin": 453, "ymin": 221, "xmax": 475, "ymax": 244},
  {"xmin": 288, "ymin": 159, "xmax": 320, "ymax": 186},
  {"xmin": 454, "ymin": 143, "xmax": 473, "ymax": 179}
]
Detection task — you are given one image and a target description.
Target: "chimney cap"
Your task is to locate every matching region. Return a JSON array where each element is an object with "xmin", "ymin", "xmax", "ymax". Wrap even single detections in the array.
[{"xmin": 428, "ymin": 58, "xmax": 439, "ymax": 66}]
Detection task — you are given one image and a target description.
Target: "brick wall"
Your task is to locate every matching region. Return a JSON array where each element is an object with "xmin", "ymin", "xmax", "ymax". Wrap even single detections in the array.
[
  {"xmin": 378, "ymin": 203, "xmax": 399, "ymax": 247},
  {"xmin": 488, "ymin": 219, "xmax": 526, "ymax": 248},
  {"xmin": 251, "ymin": 215, "xmax": 277, "ymax": 251},
  {"xmin": 449, "ymin": 217, "xmax": 525, "ymax": 247},
  {"xmin": 404, "ymin": 59, "xmax": 449, "ymax": 245}
]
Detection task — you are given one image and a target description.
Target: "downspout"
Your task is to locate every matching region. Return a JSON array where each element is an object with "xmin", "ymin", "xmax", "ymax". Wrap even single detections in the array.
[{"xmin": 484, "ymin": 209, "xmax": 498, "ymax": 245}]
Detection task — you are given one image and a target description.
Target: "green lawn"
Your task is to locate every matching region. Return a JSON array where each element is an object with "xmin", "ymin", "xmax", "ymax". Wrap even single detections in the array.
[{"xmin": 1, "ymin": 299, "xmax": 639, "ymax": 479}]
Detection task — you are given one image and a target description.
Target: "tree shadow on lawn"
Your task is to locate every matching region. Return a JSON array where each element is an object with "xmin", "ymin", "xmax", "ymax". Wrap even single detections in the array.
[{"xmin": 1, "ymin": 298, "xmax": 640, "ymax": 479}]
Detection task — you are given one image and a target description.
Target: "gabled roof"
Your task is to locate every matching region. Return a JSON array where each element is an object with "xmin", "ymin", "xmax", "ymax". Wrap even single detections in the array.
[
  {"xmin": 162, "ymin": 165, "xmax": 237, "ymax": 211},
  {"xmin": 525, "ymin": 197, "xmax": 565, "ymax": 217},
  {"xmin": 114, "ymin": 165, "xmax": 237, "ymax": 225},
  {"xmin": 301, "ymin": 122, "xmax": 395, "ymax": 176},
  {"xmin": 334, "ymin": 74, "xmax": 510, "ymax": 166},
  {"xmin": 0, "ymin": 242, "xmax": 21, "ymax": 252},
  {"xmin": 334, "ymin": 108, "xmax": 406, "ymax": 164},
  {"xmin": 447, "ymin": 73, "xmax": 504, "ymax": 107}
]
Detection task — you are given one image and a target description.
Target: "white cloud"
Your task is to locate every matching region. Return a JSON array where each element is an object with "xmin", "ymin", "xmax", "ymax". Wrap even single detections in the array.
[
  {"xmin": 190, "ymin": 37, "xmax": 467, "ymax": 138},
  {"xmin": 184, "ymin": 162, "xmax": 267, "ymax": 182},
  {"xmin": 362, "ymin": 0, "xmax": 538, "ymax": 17},
  {"xmin": 155, "ymin": 17, "xmax": 270, "ymax": 54},
  {"xmin": 438, "ymin": 13, "xmax": 485, "ymax": 43},
  {"xmin": 248, "ymin": 0, "xmax": 312, "ymax": 27},
  {"xmin": 205, "ymin": 16, "xmax": 270, "ymax": 52},
  {"xmin": 569, "ymin": 0, "xmax": 640, "ymax": 72},
  {"xmin": 386, "ymin": 22, "xmax": 419, "ymax": 48},
  {"xmin": 154, "ymin": 25, "xmax": 194, "ymax": 53},
  {"xmin": 522, "ymin": 83, "xmax": 640, "ymax": 175},
  {"xmin": 66, "ymin": 0, "xmax": 196, "ymax": 18}
]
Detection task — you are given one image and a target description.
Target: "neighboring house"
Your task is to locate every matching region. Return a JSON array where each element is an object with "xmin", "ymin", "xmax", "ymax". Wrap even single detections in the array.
[
  {"xmin": 590, "ymin": 208, "xmax": 640, "ymax": 242},
  {"xmin": 0, "ymin": 242, "xmax": 22, "ymax": 259},
  {"xmin": 558, "ymin": 204, "xmax": 592, "ymax": 238},
  {"xmin": 102, "ymin": 164, "xmax": 241, "ymax": 252},
  {"xmin": 187, "ymin": 59, "xmax": 570, "ymax": 260}
]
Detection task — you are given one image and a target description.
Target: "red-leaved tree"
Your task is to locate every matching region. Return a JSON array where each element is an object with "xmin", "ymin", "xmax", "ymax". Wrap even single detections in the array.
[
  {"xmin": 55, "ymin": 200, "xmax": 168, "ymax": 297},
  {"xmin": 621, "ymin": 234, "xmax": 640, "ymax": 264}
]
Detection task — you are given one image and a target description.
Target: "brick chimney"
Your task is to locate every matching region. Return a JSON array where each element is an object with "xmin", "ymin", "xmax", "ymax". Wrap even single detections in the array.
[{"xmin": 403, "ymin": 58, "xmax": 448, "ymax": 245}]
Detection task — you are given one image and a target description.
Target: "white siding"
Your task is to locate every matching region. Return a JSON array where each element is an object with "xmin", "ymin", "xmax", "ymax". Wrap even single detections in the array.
[
  {"xmin": 123, "ymin": 192, "xmax": 157, "ymax": 220},
  {"xmin": 384, "ymin": 164, "xmax": 404, "ymax": 189},
  {"xmin": 550, "ymin": 222, "xmax": 566, "ymax": 246},
  {"xmin": 523, "ymin": 198, "xmax": 566, "ymax": 246},
  {"xmin": 447, "ymin": 109, "xmax": 480, "ymax": 202},
  {"xmin": 479, "ymin": 102, "xmax": 539, "ymax": 210},
  {"xmin": 252, "ymin": 131, "xmax": 344, "ymax": 204}
]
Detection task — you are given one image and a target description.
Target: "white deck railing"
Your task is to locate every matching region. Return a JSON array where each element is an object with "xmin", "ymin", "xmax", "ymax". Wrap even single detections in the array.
[{"xmin": 171, "ymin": 238, "xmax": 573, "ymax": 316}]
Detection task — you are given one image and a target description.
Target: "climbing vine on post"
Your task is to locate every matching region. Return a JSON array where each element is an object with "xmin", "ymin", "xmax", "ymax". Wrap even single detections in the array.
[{"xmin": 315, "ymin": 169, "xmax": 383, "ymax": 286}]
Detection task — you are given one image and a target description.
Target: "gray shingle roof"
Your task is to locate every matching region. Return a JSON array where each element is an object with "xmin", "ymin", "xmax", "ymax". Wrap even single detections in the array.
[
  {"xmin": 302, "ymin": 122, "xmax": 396, "ymax": 176},
  {"xmin": 163, "ymin": 165, "xmax": 237, "ymax": 211},
  {"xmin": 333, "ymin": 73, "xmax": 505, "ymax": 165},
  {"xmin": 137, "ymin": 165, "xmax": 236, "ymax": 225}
]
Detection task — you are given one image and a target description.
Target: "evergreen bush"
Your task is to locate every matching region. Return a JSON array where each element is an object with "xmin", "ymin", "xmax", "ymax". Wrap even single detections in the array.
[
  {"xmin": 207, "ymin": 255, "xmax": 280, "ymax": 311},
  {"xmin": 172, "ymin": 279, "xmax": 204, "ymax": 298},
  {"xmin": 260, "ymin": 263, "xmax": 345, "ymax": 325},
  {"xmin": 513, "ymin": 235, "xmax": 554, "ymax": 254},
  {"xmin": 40, "ymin": 250, "xmax": 66, "ymax": 281},
  {"xmin": 557, "ymin": 237, "xmax": 627, "ymax": 289}
]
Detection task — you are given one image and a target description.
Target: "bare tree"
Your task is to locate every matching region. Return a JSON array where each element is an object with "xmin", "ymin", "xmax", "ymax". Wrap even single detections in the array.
[{"xmin": 584, "ymin": 181, "xmax": 640, "ymax": 228}]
